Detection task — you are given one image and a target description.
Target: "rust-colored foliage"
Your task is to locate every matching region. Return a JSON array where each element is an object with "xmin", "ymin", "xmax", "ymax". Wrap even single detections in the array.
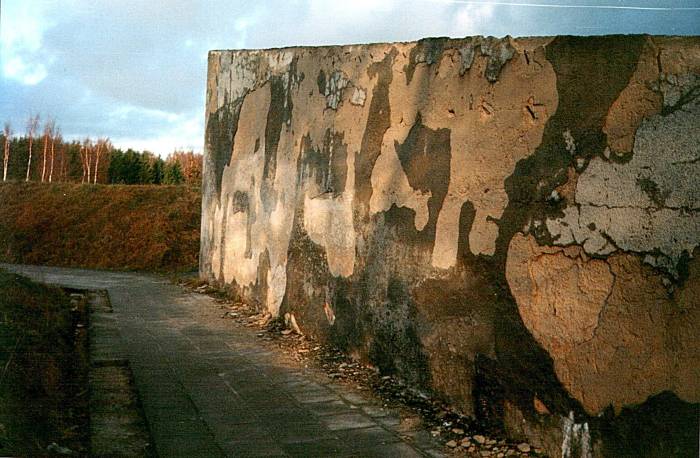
[
  {"xmin": 168, "ymin": 149, "xmax": 203, "ymax": 186},
  {"xmin": 0, "ymin": 182, "xmax": 201, "ymax": 272}
]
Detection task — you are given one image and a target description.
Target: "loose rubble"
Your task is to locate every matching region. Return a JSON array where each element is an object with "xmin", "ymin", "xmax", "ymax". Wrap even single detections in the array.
[{"xmin": 181, "ymin": 277, "xmax": 545, "ymax": 457}]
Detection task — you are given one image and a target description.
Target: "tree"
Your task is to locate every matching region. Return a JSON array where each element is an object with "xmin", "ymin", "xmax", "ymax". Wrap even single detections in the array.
[
  {"xmin": 3, "ymin": 122, "xmax": 11, "ymax": 182},
  {"xmin": 107, "ymin": 149, "xmax": 123, "ymax": 183},
  {"xmin": 25, "ymin": 114, "xmax": 39, "ymax": 181},
  {"xmin": 49, "ymin": 128, "xmax": 61, "ymax": 183},
  {"xmin": 93, "ymin": 138, "xmax": 111, "ymax": 184},
  {"xmin": 139, "ymin": 152, "xmax": 157, "ymax": 184},
  {"xmin": 66, "ymin": 141, "xmax": 83, "ymax": 182},
  {"xmin": 41, "ymin": 118, "xmax": 55, "ymax": 182},
  {"xmin": 152, "ymin": 157, "xmax": 164, "ymax": 184},
  {"xmin": 169, "ymin": 149, "xmax": 203, "ymax": 186},
  {"xmin": 80, "ymin": 138, "xmax": 92, "ymax": 183},
  {"xmin": 163, "ymin": 160, "xmax": 184, "ymax": 185}
]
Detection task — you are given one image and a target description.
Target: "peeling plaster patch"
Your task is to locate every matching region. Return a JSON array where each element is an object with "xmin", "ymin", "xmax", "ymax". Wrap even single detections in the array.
[
  {"xmin": 547, "ymin": 94, "xmax": 700, "ymax": 276},
  {"xmin": 405, "ymin": 38, "xmax": 449, "ymax": 84},
  {"xmin": 655, "ymin": 73, "xmax": 699, "ymax": 112},
  {"xmin": 267, "ymin": 50, "xmax": 295, "ymax": 74},
  {"xmin": 562, "ymin": 129, "xmax": 576, "ymax": 154},
  {"xmin": 506, "ymin": 233, "xmax": 700, "ymax": 414},
  {"xmin": 457, "ymin": 37, "xmax": 516, "ymax": 82},
  {"xmin": 303, "ymin": 192, "xmax": 355, "ymax": 277},
  {"xmin": 561, "ymin": 412, "xmax": 592, "ymax": 458},
  {"xmin": 321, "ymin": 70, "xmax": 350, "ymax": 110},
  {"xmin": 210, "ymin": 51, "xmax": 262, "ymax": 113},
  {"xmin": 370, "ymin": 126, "xmax": 431, "ymax": 231},
  {"xmin": 350, "ymin": 87, "xmax": 366, "ymax": 106},
  {"xmin": 458, "ymin": 45, "xmax": 476, "ymax": 76},
  {"xmin": 506, "ymin": 234, "xmax": 612, "ymax": 352},
  {"xmin": 480, "ymin": 37, "xmax": 516, "ymax": 83}
]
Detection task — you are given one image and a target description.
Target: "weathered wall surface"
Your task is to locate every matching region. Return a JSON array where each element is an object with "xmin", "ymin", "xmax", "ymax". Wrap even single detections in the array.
[{"xmin": 201, "ymin": 35, "xmax": 699, "ymax": 457}]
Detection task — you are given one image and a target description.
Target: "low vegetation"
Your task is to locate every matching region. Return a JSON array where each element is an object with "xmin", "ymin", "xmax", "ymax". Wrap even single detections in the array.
[
  {"xmin": 0, "ymin": 182, "xmax": 201, "ymax": 272},
  {"xmin": 0, "ymin": 270, "xmax": 89, "ymax": 455}
]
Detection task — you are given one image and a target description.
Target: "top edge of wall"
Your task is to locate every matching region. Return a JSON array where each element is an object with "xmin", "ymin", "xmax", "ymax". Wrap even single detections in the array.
[{"xmin": 208, "ymin": 33, "xmax": 698, "ymax": 54}]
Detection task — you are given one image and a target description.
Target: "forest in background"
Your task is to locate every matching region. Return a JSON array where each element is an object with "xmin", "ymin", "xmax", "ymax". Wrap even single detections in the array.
[{"xmin": 2, "ymin": 117, "xmax": 202, "ymax": 187}]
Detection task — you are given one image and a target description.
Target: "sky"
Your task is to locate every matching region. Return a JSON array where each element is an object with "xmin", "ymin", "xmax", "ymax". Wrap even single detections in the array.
[{"xmin": 1, "ymin": 0, "xmax": 698, "ymax": 155}]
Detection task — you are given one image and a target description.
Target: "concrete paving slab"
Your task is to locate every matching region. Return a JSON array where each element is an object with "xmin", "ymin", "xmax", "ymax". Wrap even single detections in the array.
[{"xmin": 1, "ymin": 264, "xmax": 432, "ymax": 457}]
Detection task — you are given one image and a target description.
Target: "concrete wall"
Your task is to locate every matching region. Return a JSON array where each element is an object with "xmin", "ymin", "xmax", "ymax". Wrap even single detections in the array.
[{"xmin": 201, "ymin": 35, "xmax": 700, "ymax": 457}]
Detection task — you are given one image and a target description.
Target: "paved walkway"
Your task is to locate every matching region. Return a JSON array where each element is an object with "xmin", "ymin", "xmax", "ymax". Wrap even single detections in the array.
[{"xmin": 2, "ymin": 264, "xmax": 439, "ymax": 458}]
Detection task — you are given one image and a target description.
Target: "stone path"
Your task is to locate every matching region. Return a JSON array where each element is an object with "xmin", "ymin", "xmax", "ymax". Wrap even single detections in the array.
[{"xmin": 2, "ymin": 264, "xmax": 440, "ymax": 458}]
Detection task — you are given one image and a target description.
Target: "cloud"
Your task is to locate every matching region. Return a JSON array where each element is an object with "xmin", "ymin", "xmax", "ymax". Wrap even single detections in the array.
[{"xmin": 0, "ymin": 1, "xmax": 52, "ymax": 85}]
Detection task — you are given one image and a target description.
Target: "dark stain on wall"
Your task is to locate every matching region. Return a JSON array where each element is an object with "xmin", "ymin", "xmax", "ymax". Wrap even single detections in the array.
[
  {"xmin": 263, "ymin": 58, "xmax": 300, "ymax": 211},
  {"xmin": 317, "ymin": 69, "xmax": 326, "ymax": 95},
  {"xmin": 217, "ymin": 191, "xmax": 231, "ymax": 282},
  {"xmin": 281, "ymin": 201, "xmax": 334, "ymax": 337},
  {"xmin": 395, "ymin": 112, "xmax": 451, "ymax": 244},
  {"xmin": 597, "ymin": 391, "xmax": 699, "ymax": 458},
  {"xmin": 355, "ymin": 49, "xmax": 396, "ymax": 217},
  {"xmin": 369, "ymin": 275, "xmax": 432, "ymax": 387},
  {"xmin": 230, "ymin": 191, "xmax": 249, "ymax": 214},
  {"xmin": 252, "ymin": 249, "xmax": 271, "ymax": 309},
  {"xmin": 264, "ymin": 78, "xmax": 287, "ymax": 184},
  {"xmin": 356, "ymin": 205, "xmax": 434, "ymax": 388},
  {"xmin": 299, "ymin": 130, "xmax": 348, "ymax": 196},
  {"xmin": 205, "ymin": 96, "xmax": 244, "ymax": 197},
  {"xmin": 405, "ymin": 37, "xmax": 450, "ymax": 85}
]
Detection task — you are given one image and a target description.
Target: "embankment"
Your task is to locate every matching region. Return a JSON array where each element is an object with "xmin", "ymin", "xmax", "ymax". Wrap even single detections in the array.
[{"xmin": 0, "ymin": 182, "xmax": 200, "ymax": 271}]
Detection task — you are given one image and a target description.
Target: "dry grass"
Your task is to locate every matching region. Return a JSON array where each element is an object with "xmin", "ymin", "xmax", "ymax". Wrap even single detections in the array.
[
  {"xmin": 0, "ymin": 270, "xmax": 89, "ymax": 455},
  {"xmin": 0, "ymin": 182, "xmax": 200, "ymax": 272}
]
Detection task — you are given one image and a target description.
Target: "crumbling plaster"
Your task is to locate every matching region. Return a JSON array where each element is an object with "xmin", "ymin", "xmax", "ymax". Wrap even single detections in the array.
[{"xmin": 201, "ymin": 35, "xmax": 700, "ymax": 457}]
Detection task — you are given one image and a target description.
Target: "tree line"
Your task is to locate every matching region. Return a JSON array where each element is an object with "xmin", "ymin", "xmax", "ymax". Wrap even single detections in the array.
[{"xmin": 2, "ymin": 116, "xmax": 202, "ymax": 186}]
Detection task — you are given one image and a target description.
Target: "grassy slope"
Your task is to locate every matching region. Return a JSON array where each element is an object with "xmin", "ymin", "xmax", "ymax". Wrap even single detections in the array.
[
  {"xmin": 0, "ymin": 270, "xmax": 88, "ymax": 455},
  {"xmin": 0, "ymin": 182, "xmax": 201, "ymax": 272}
]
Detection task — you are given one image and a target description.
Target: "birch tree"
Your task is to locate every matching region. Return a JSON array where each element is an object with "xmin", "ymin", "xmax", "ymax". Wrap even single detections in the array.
[
  {"xmin": 93, "ymin": 138, "xmax": 111, "ymax": 184},
  {"xmin": 80, "ymin": 138, "xmax": 92, "ymax": 183},
  {"xmin": 49, "ymin": 128, "xmax": 60, "ymax": 183},
  {"xmin": 41, "ymin": 118, "xmax": 55, "ymax": 182},
  {"xmin": 25, "ymin": 114, "xmax": 39, "ymax": 181},
  {"xmin": 3, "ymin": 122, "xmax": 11, "ymax": 182}
]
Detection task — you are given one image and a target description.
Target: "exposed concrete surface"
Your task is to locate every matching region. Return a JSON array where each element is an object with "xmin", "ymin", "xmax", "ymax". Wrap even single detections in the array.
[
  {"xmin": 201, "ymin": 35, "xmax": 700, "ymax": 457},
  {"xmin": 2, "ymin": 264, "xmax": 437, "ymax": 457}
]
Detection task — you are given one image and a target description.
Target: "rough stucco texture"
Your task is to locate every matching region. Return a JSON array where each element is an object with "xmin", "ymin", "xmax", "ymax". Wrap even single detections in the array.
[{"xmin": 201, "ymin": 35, "xmax": 699, "ymax": 457}]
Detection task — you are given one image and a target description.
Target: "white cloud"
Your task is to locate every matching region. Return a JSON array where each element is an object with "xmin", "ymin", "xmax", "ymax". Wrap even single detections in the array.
[
  {"xmin": 110, "ymin": 111, "xmax": 204, "ymax": 155},
  {"xmin": 3, "ymin": 56, "xmax": 47, "ymax": 85},
  {"xmin": 0, "ymin": 1, "xmax": 52, "ymax": 85},
  {"xmin": 450, "ymin": 3, "xmax": 497, "ymax": 36}
]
